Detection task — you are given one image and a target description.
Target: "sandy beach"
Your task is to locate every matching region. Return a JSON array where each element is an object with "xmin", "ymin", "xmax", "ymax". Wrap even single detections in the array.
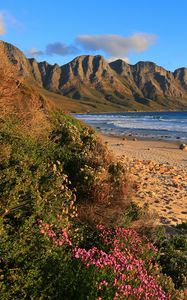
[{"xmin": 101, "ymin": 134, "xmax": 187, "ymax": 226}]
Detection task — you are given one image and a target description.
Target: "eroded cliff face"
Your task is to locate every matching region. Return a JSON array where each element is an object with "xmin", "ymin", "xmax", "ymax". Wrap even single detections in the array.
[
  {"xmin": 110, "ymin": 60, "xmax": 186, "ymax": 101},
  {"xmin": 1, "ymin": 40, "xmax": 187, "ymax": 111},
  {"xmin": 0, "ymin": 41, "xmax": 47, "ymax": 123},
  {"xmin": 0, "ymin": 40, "xmax": 32, "ymax": 77},
  {"xmin": 174, "ymin": 68, "xmax": 187, "ymax": 89},
  {"xmin": 31, "ymin": 54, "xmax": 187, "ymax": 109},
  {"xmin": 57, "ymin": 55, "xmax": 132, "ymax": 99}
]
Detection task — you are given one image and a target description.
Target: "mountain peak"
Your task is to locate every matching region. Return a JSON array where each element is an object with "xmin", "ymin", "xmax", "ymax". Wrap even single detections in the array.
[
  {"xmin": 68, "ymin": 54, "xmax": 105, "ymax": 64},
  {"xmin": 109, "ymin": 59, "xmax": 130, "ymax": 75},
  {"xmin": 0, "ymin": 40, "xmax": 187, "ymax": 111},
  {"xmin": 0, "ymin": 40, "xmax": 32, "ymax": 77}
]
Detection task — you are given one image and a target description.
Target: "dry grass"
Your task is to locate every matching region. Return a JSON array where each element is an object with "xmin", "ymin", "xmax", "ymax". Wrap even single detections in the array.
[
  {"xmin": 0, "ymin": 65, "xmax": 51, "ymax": 140},
  {"xmin": 78, "ymin": 162, "xmax": 133, "ymax": 227}
]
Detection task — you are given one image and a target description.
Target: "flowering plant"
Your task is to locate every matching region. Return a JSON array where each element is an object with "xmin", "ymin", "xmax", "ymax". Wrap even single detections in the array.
[{"xmin": 39, "ymin": 221, "xmax": 173, "ymax": 299}]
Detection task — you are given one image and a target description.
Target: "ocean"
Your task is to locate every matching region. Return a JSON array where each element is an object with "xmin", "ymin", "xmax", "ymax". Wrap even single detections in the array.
[{"xmin": 74, "ymin": 111, "xmax": 187, "ymax": 142}]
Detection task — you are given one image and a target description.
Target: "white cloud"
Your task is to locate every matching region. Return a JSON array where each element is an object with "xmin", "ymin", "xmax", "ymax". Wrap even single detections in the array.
[
  {"xmin": 26, "ymin": 33, "xmax": 157, "ymax": 61},
  {"xmin": 76, "ymin": 33, "xmax": 157, "ymax": 59},
  {"xmin": 107, "ymin": 56, "xmax": 129, "ymax": 63},
  {"xmin": 27, "ymin": 48, "xmax": 44, "ymax": 56},
  {"xmin": 0, "ymin": 10, "xmax": 25, "ymax": 35},
  {"xmin": 46, "ymin": 42, "xmax": 79, "ymax": 56},
  {"xmin": 27, "ymin": 42, "xmax": 80, "ymax": 57},
  {"xmin": 0, "ymin": 13, "xmax": 6, "ymax": 35}
]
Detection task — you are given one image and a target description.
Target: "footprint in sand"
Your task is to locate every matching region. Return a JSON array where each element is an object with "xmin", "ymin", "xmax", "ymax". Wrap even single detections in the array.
[
  {"xmin": 165, "ymin": 206, "xmax": 172, "ymax": 210},
  {"xmin": 171, "ymin": 217, "xmax": 178, "ymax": 222}
]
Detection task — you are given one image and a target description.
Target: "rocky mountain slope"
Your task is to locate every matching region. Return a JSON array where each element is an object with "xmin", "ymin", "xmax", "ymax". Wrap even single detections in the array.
[
  {"xmin": 110, "ymin": 60, "xmax": 187, "ymax": 107},
  {"xmin": 0, "ymin": 40, "xmax": 187, "ymax": 111},
  {"xmin": 0, "ymin": 41, "xmax": 97, "ymax": 114}
]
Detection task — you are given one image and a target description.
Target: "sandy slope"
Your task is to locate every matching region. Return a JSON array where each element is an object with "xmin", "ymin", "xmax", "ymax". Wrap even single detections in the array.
[{"xmin": 101, "ymin": 135, "xmax": 187, "ymax": 226}]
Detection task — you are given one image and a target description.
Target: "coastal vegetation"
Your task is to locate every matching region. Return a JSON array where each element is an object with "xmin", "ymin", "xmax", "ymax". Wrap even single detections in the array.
[
  {"xmin": 0, "ymin": 111, "xmax": 186, "ymax": 299},
  {"xmin": 0, "ymin": 38, "xmax": 186, "ymax": 300}
]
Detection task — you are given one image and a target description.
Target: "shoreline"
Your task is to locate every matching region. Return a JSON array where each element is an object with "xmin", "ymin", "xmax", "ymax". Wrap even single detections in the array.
[
  {"xmin": 101, "ymin": 134, "xmax": 187, "ymax": 168},
  {"xmin": 74, "ymin": 110, "xmax": 187, "ymax": 144},
  {"xmin": 73, "ymin": 109, "xmax": 187, "ymax": 115},
  {"xmin": 100, "ymin": 132, "xmax": 186, "ymax": 144},
  {"xmin": 100, "ymin": 134, "xmax": 187, "ymax": 226}
]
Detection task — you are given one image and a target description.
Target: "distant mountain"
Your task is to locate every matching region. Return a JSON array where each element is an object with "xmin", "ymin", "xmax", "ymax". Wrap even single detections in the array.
[
  {"xmin": 110, "ymin": 60, "xmax": 187, "ymax": 107},
  {"xmin": 0, "ymin": 40, "xmax": 187, "ymax": 112}
]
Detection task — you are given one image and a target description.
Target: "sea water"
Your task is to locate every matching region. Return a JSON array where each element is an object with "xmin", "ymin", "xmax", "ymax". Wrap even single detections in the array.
[{"xmin": 74, "ymin": 111, "xmax": 187, "ymax": 142}]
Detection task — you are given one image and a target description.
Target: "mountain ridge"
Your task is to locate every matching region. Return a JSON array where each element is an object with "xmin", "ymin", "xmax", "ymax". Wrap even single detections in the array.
[{"xmin": 0, "ymin": 40, "xmax": 187, "ymax": 112}]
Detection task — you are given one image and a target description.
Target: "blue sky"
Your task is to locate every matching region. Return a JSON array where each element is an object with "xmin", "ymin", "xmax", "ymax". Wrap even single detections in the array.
[{"xmin": 0, "ymin": 0, "xmax": 186, "ymax": 71}]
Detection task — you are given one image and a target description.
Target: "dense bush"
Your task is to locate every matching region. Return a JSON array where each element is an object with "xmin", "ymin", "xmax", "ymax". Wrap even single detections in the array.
[
  {"xmin": 0, "ymin": 113, "xmax": 132, "ymax": 298},
  {"xmin": 155, "ymin": 223, "xmax": 187, "ymax": 290},
  {"xmin": 0, "ymin": 112, "xmax": 185, "ymax": 299}
]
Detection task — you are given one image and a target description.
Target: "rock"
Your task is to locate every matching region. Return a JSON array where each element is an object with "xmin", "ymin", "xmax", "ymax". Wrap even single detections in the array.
[
  {"xmin": 148, "ymin": 191, "xmax": 156, "ymax": 197},
  {"xmin": 159, "ymin": 166, "xmax": 169, "ymax": 174},
  {"xmin": 179, "ymin": 143, "xmax": 187, "ymax": 150},
  {"xmin": 160, "ymin": 217, "xmax": 170, "ymax": 224}
]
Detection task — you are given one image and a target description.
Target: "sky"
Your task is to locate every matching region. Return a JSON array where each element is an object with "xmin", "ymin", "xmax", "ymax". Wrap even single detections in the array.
[{"xmin": 0, "ymin": 0, "xmax": 186, "ymax": 71}]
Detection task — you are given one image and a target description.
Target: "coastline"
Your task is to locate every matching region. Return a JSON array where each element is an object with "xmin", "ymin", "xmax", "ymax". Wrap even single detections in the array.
[
  {"xmin": 100, "ymin": 134, "xmax": 187, "ymax": 226},
  {"xmin": 101, "ymin": 134, "xmax": 187, "ymax": 168},
  {"xmin": 75, "ymin": 111, "xmax": 187, "ymax": 144},
  {"xmin": 73, "ymin": 109, "xmax": 187, "ymax": 115}
]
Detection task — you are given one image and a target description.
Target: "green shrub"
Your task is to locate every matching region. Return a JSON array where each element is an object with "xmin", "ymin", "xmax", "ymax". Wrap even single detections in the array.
[
  {"xmin": 153, "ymin": 223, "xmax": 187, "ymax": 290},
  {"xmin": 0, "ymin": 112, "xmax": 132, "ymax": 298},
  {"xmin": 0, "ymin": 112, "xmax": 184, "ymax": 299}
]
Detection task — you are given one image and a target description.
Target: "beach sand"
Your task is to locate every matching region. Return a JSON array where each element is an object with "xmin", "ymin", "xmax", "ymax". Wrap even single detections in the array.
[{"xmin": 101, "ymin": 134, "xmax": 187, "ymax": 226}]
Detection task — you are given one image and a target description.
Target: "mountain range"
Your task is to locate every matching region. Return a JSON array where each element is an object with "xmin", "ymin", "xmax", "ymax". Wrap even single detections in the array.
[{"xmin": 0, "ymin": 40, "xmax": 187, "ymax": 112}]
